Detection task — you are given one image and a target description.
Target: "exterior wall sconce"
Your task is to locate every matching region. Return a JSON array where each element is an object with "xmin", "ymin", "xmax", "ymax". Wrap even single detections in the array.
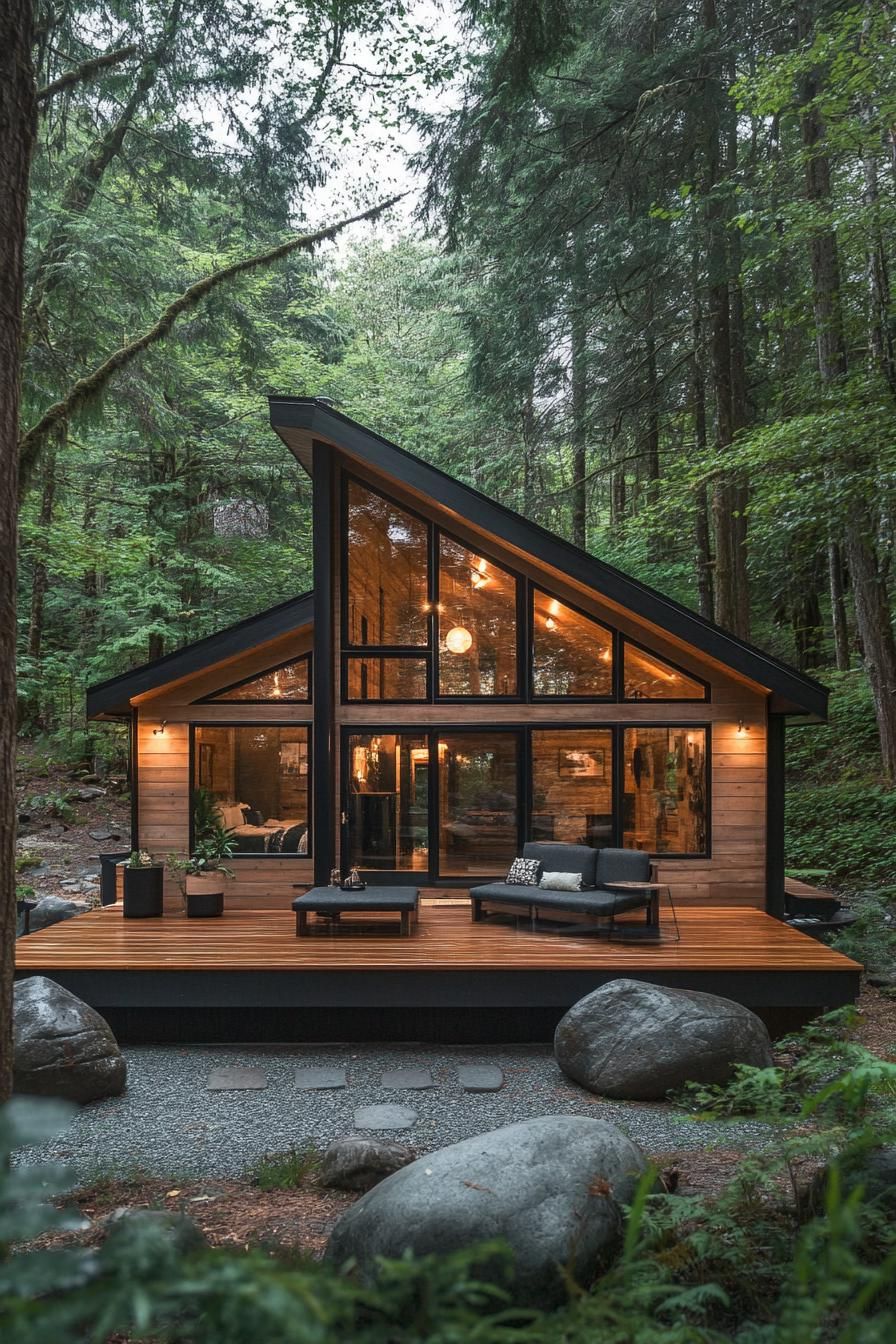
[
  {"xmin": 736, "ymin": 718, "xmax": 749, "ymax": 736},
  {"xmin": 445, "ymin": 625, "xmax": 473, "ymax": 654},
  {"xmin": 152, "ymin": 720, "xmax": 168, "ymax": 736}
]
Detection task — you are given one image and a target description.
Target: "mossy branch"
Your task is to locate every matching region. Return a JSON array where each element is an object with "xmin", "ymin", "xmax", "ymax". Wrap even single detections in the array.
[
  {"xmin": 18, "ymin": 193, "xmax": 404, "ymax": 478},
  {"xmin": 36, "ymin": 44, "xmax": 139, "ymax": 104}
]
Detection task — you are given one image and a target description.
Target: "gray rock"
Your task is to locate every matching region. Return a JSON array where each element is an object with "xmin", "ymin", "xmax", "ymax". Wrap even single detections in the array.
[
  {"xmin": 13, "ymin": 976, "xmax": 127, "ymax": 1104},
  {"xmin": 295, "ymin": 1067, "xmax": 347, "ymax": 1090},
  {"xmin": 554, "ymin": 978, "xmax": 774, "ymax": 1101},
  {"xmin": 29, "ymin": 895, "xmax": 90, "ymax": 932},
  {"xmin": 326, "ymin": 1116, "xmax": 649, "ymax": 1307},
  {"xmin": 353, "ymin": 1104, "xmax": 417, "ymax": 1130},
  {"xmin": 88, "ymin": 831, "xmax": 115, "ymax": 842},
  {"xmin": 458, "ymin": 1065, "xmax": 504, "ymax": 1093},
  {"xmin": 320, "ymin": 1137, "xmax": 415, "ymax": 1191},
  {"xmin": 206, "ymin": 1067, "xmax": 266, "ymax": 1091},
  {"xmin": 809, "ymin": 1146, "xmax": 896, "ymax": 1215},
  {"xmin": 380, "ymin": 1067, "xmax": 434, "ymax": 1090},
  {"xmin": 75, "ymin": 787, "xmax": 106, "ymax": 800}
]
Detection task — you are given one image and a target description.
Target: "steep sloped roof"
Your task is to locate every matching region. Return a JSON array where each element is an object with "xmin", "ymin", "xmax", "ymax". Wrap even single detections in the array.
[{"xmin": 269, "ymin": 397, "xmax": 827, "ymax": 718}]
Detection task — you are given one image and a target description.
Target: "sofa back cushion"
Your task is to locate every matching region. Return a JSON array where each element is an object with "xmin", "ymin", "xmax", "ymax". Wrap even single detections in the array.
[
  {"xmin": 595, "ymin": 847, "xmax": 651, "ymax": 887},
  {"xmin": 522, "ymin": 842, "xmax": 598, "ymax": 888}
]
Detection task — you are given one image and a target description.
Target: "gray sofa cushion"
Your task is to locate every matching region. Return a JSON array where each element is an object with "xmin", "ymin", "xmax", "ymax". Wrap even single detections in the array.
[
  {"xmin": 469, "ymin": 883, "xmax": 649, "ymax": 917},
  {"xmin": 522, "ymin": 842, "xmax": 598, "ymax": 887},
  {"xmin": 595, "ymin": 847, "xmax": 651, "ymax": 886}
]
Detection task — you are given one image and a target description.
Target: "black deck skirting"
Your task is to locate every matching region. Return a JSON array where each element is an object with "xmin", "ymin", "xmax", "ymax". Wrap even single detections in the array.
[{"xmin": 14, "ymin": 966, "xmax": 860, "ymax": 1042}]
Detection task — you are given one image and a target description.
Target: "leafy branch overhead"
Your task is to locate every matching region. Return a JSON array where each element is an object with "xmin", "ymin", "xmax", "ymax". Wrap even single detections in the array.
[{"xmin": 19, "ymin": 194, "xmax": 405, "ymax": 478}]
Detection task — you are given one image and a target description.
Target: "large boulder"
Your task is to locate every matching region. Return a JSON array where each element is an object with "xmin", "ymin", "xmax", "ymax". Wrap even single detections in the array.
[
  {"xmin": 13, "ymin": 976, "xmax": 126, "ymax": 1103},
  {"xmin": 326, "ymin": 1116, "xmax": 649, "ymax": 1307},
  {"xmin": 320, "ymin": 1137, "xmax": 415, "ymax": 1192},
  {"xmin": 555, "ymin": 978, "xmax": 774, "ymax": 1101},
  {"xmin": 28, "ymin": 895, "xmax": 90, "ymax": 933}
]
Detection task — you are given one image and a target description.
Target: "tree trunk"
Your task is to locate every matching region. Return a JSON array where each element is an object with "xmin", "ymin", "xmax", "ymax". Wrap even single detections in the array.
[
  {"xmin": 569, "ymin": 234, "xmax": 588, "ymax": 548},
  {"xmin": 27, "ymin": 443, "xmax": 57, "ymax": 664},
  {"xmin": 0, "ymin": 0, "xmax": 37, "ymax": 1103},
  {"xmin": 827, "ymin": 539, "xmax": 851, "ymax": 670}
]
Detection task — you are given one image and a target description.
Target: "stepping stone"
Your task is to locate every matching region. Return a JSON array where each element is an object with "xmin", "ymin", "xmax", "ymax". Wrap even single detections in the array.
[
  {"xmin": 354, "ymin": 1104, "xmax": 417, "ymax": 1131},
  {"xmin": 380, "ymin": 1068, "xmax": 434, "ymax": 1090},
  {"xmin": 206, "ymin": 1067, "xmax": 267, "ymax": 1091},
  {"xmin": 458, "ymin": 1065, "xmax": 504, "ymax": 1093},
  {"xmin": 295, "ymin": 1067, "xmax": 347, "ymax": 1090}
]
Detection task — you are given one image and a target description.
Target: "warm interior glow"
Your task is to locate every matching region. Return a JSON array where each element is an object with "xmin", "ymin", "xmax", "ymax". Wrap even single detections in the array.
[{"xmin": 445, "ymin": 625, "xmax": 473, "ymax": 654}]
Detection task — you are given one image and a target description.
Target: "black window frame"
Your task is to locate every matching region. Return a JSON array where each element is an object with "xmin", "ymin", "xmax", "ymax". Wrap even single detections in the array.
[
  {"xmin": 341, "ymin": 473, "xmax": 433, "ymax": 652},
  {"xmin": 189, "ymin": 721, "xmax": 313, "ymax": 859},
  {"xmin": 434, "ymin": 527, "xmax": 525, "ymax": 704},
  {"xmin": 621, "ymin": 637, "xmax": 710, "ymax": 704},
  {"xmin": 529, "ymin": 585, "xmax": 617, "ymax": 703},
  {"xmin": 338, "ymin": 720, "xmax": 711, "ymax": 883},
  {"xmin": 195, "ymin": 653, "xmax": 312, "ymax": 705}
]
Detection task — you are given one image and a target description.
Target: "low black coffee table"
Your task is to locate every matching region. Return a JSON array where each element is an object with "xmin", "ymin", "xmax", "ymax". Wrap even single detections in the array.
[{"xmin": 292, "ymin": 886, "xmax": 419, "ymax": 937}]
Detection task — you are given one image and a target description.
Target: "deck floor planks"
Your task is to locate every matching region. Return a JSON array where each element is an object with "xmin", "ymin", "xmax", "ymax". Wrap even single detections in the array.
[{"xmin": 15, "ymin": 903, "xmax": 861, "ymax": 977}]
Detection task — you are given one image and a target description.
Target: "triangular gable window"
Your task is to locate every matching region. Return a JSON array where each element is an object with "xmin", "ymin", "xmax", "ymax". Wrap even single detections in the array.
[
  {"xmin": 623, "ymin": 642, "xmax": 706, "ymax": 701},
  {"xmin": 531, "ymin": 589, "xmax": 613, "ymax": 698},
  {"xmin": 198, "ymin": 655, "xmax": 310, "ymax": 704}
]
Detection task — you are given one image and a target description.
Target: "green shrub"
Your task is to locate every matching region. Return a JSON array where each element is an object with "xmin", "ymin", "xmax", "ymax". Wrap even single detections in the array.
[
  {"xmin": 785, "ymin": 783, "xmax": 896, "ymax": 889},
  {"xmin": 249, "ymin": 1144, "xmax": 321, "ymax": 1190},
  {"xmin": 14, "ymin": 852, "xmax": 42, "ymax": 873},
  {"xmin": 22, "ymin": 791, "xmax": 76, "ymax": 824},
  {"xmin": 675, "ymin": 1008, "xmax": 896, "ymax": 1122},
  {"xmin": 829, "ymin": 889, "xmax": 896, "ymax": 976}
]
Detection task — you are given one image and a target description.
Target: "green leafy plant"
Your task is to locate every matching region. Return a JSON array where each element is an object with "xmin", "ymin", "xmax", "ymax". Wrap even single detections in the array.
[
  {"xmin": 249, "ymin": 1144, "xmax": 321, "ymax": 1191},
  {"xmin": 125, "ymin": 849, "xmax": 155, "ymax": 869},
  {"xmin": 14, "ymin": 852, "xmax": 42, "ymax": 872},
  {"xmin": 23, "ymin": 791, "xmax": 76, "ymax": 824},
  {"xmin": 675, "ymin": 1008, "xmax": 896, "ymax": 1123}
]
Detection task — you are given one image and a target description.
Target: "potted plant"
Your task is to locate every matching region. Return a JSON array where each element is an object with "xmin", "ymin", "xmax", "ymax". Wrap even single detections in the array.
[
  {"xmin": 167, "ymin": 790, "xmax": 236, "ymax": 918},
  {"xmin": 122, "ymin": 850, "xmax": 164, "ymax": 919}
]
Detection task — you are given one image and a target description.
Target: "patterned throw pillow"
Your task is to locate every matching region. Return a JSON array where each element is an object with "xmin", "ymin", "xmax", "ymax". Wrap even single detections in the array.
[
  {"xmin": 539, "ymin": 871, "xmax": 583, "ymax": 892},
  {"xmin": 506, "ymin": 857, "xmax": 542, "ymax": 886}
]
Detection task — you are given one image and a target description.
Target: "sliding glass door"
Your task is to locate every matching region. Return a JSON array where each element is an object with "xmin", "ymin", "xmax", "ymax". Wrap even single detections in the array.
[
  {"xmin": 344, "ymin": 733, "xmax": 429, "ymax": 871},
  {"xmin": 438, "ymin": 732, "xmax": 520, "ymax": 877}
]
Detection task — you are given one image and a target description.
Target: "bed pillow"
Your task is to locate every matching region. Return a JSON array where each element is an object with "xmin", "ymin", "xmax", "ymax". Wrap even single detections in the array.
[
  {"xmin": 218, "ymin": 803, "xmax": 245, "ymax": 832},
  {"xmin": 539, "ymin": 871, "xmax": 583, "ymax": 893},
  {"xmin": 505, "ymin": 857, "xmax": 542, "ymax": 886}
]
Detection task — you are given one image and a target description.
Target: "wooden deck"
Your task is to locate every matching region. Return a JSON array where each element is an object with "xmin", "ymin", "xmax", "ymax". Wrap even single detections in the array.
[{"xmin": 15, "ymin": 902, "xmax": 861, "ymax": 1042}]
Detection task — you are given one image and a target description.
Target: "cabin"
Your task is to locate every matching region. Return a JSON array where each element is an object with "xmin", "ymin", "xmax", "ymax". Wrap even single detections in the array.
[{"xmin": 15, "ymin": 399, "xmax": 861, "ymax": 1040}]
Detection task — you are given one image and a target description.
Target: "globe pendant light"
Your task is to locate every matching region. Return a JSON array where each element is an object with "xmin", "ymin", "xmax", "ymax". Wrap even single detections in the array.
[{"xmin": 445, "ymin": 625, "xmax": 473, "ymax": 654}]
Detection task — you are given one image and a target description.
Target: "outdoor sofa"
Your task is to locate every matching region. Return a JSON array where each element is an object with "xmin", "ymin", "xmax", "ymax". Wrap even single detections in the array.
[{"xmin": 469, "ymin": 842, "xmax": 659, "ymax": 932}]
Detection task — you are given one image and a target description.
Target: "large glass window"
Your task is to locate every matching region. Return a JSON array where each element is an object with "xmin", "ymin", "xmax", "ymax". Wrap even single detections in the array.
[
  {"xmin": 531, "ymin": 729, "xmax": 614, "ymax": 848},
  {"xmin": 345, "ymin": 733, "xmax": 429, "ymax": 870},
  {"xmin": 203, "ymin": 657, "xmax": 310, "ymax": 703},
  {"xmin": 193, "ymin": 726, "xmax": 310, "ymax": 855},
  {"xmin": 344, "ymin": 657, "xmax": 428, "ymax": 702},
  {"xmin": 532, "ymin": 591, "xmax": 613, "ymax": 697},
  {"xmin": 623, "ymin": 727, "xmax": 707, "ymax": 855},
  {"xmin": 438, "ymin": 538, "xmax": 518, "ymax": 697},
  {"xmin": 624, "ymin": 643, "xmax": 706, "ymax": 701},
  {"xmin": 345, "ymin": 481, "xmax": 429, "ymax": 646},
  {"xmin": 438, "ymin": 733, "xmax": 519, "ymax": 876}
]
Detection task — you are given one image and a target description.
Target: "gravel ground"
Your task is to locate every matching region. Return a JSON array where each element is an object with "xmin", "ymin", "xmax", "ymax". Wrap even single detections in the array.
[{"xmin": 15, "ymin": 1042, "xmax": 776, "ymax": 1180}]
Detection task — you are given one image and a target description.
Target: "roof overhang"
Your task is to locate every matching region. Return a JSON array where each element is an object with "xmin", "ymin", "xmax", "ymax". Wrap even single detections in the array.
[
  {"xmin": 87, "ymin": 593, "xmax": 314, "ymax": 719},
  {"xmin": 269, "ymin": 397, "xmax": 828, "ymax": 720}
]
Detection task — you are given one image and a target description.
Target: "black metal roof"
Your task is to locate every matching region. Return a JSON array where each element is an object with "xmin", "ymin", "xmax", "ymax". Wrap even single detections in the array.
[
  {"xmin": 268, "ymin": 397, "xmax": 828, "ymax": 719},
  {"xmin": 86, "ymin": 592, "xmax": 314, "ymax": 719}
]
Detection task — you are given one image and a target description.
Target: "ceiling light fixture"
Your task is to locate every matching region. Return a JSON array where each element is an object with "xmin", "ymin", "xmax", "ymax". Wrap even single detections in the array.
[{"xmin": 445, "ymin": 625, "xmax": 473, "ymax": 654}]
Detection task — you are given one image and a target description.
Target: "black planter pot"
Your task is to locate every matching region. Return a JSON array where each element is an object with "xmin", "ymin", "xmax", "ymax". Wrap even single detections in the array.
[
  {"xmin": 122, "ymin": 865, "xmax": 164, "ymax": 918},
  {"xmin": 184, "ymin": 890, "xmax": 224, "ymax": 918}
]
